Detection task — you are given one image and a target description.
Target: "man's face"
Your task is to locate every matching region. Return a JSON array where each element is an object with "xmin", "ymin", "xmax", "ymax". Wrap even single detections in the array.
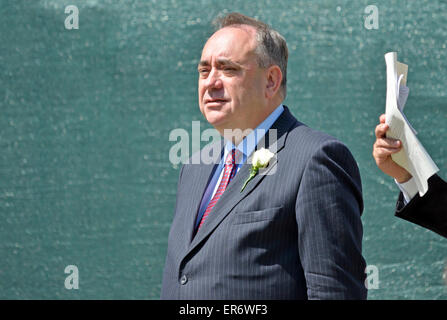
[{"xmin": 198, "ymin": 26, "xmax": 267, "ymax": 132}]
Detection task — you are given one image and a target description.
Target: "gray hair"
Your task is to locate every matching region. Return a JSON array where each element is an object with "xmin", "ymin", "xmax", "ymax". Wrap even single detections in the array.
[{"xmin": 213, "ymin": 12, "xmax": 288, "ymax": 98}]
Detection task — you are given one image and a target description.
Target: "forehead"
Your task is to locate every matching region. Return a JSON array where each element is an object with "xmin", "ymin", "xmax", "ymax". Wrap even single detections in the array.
[{"xmin": 200, "ymin": 26, "xmax": 257, "ymax": 62}]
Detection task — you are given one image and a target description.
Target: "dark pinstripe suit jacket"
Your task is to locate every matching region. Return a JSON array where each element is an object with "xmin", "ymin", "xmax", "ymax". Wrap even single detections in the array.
[{"xmin": 161, "ymin": 106, "xmax": 367, "ymax": 299}]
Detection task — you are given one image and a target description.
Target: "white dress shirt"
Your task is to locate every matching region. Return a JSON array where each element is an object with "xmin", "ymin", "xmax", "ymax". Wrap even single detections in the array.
[{"xmin": 396, "ymin": 177, "xmax": 419, "ymax": 204}]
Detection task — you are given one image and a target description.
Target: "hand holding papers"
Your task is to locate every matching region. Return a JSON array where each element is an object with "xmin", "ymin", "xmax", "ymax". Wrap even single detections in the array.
[{"xmin": 384, "ymin": 52, "xmax": 439, "ymax": 196}]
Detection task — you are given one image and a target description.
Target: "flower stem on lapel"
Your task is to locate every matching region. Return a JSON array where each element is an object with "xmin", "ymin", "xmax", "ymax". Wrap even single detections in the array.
[
  {"xmin": 240, "ymin": 167, "xmax": 258, "ymax": 192},
  {"xmin": 240, "ymin": 148, "xmax": 274, "ymax": 192}
]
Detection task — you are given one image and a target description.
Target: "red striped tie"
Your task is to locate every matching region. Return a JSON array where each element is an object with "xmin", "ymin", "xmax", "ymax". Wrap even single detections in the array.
[{"xmin": 198, "ymin": 149, "xmax": 239, "ymax": 230}]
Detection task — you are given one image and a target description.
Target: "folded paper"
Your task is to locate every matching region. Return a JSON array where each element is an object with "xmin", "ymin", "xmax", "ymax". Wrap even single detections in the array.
[{"xmin": 384, "ymin": 52, "xmax": 439, "ymax": 196}]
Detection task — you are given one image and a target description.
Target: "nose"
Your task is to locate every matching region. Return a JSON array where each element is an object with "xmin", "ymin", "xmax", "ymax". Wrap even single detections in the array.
[{"xmin": 204, "ymin": 68, "xmax": 223, "ymax": 91}]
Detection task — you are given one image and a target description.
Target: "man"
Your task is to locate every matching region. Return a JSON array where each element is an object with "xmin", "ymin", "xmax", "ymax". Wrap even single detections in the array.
[
  {"xmin": 373, "ymin": 114, "xmax": 447, "ymax": 238},
  {"xmin": 161, "ymin": 13, "xmax": 367, "ymax": 299}
]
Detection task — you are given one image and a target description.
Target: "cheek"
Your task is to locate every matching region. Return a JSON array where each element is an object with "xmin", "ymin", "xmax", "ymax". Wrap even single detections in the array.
[
  {"xmin": 198, "ymin": 87, "xmax": 204, "ymax": 113},
  {"xmin": 227, "ymin": 80, "xmax": 243, "ymax": 100},
  {"xmin": 198, "ymin": 83, "xmax": 205, "ymax": 103},
  {"xmin": 198, "ymin": 81, "xmax": 204, "ymax": 97},
  {"xmin": 236, "ymin": 82, "xmax": 259, "ymax": 103},
  {"xmin": 249, "ymin": 76, "xmax": 266, "ymax": 100}
]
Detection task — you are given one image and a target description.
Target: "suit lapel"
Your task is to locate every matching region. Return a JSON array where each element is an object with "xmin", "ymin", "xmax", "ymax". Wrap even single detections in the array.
[
  {"xmin": 186, "ymin": 106, "xmax": 298, "ymax": 255},
  {"xmin": 180, "ymin": 139, "xmax": 224, "ymax": 250},
  {"xmin": 182, "ymin": 160, "xmax": 218, "ymax": 246}
]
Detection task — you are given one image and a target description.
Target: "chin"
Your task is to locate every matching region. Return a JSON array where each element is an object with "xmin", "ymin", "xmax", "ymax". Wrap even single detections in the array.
[
  {"xmin": 205, "ymin": 113, "xmax": 230, "ymax": 129},
  {"xmin": 206, "ymin": 116, "xmax": 226, "ymax": 127},
  {"xmin": 203, "ymin": 108, "xmax": 225, "ymax": 122}
]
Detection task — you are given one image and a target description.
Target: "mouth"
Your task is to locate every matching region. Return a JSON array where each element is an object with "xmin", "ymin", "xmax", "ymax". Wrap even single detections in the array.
[{"xmin": 205, "ymin": 98, "xmax": 228, "ymax": 105}]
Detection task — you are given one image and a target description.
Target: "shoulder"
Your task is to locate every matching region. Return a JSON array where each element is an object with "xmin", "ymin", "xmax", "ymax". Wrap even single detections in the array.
[
  {"xmin": 280, "ymin": 106, "xmax": 349, "ymax": 153},
  {"xmin": 284, "ymin": 120, "xmax": 363, "ymax": 204},
  {"xmin": 286, "ymin": 120, "xmax": 352, "ymax": 158},
  {"xmin": 281, "ymin": 118, "xmax": 360, "ymax": 188}
]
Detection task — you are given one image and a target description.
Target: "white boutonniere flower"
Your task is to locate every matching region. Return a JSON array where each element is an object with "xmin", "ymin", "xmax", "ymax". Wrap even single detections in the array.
[{"xmin": 240, "ymin": 148, "xmax": 275, "ymax": 192}]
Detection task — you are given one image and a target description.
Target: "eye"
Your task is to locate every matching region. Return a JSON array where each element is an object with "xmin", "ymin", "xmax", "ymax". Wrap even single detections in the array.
[{"xmin": 198, "ymin": 68, "xmax": 210, "ymax": 76}]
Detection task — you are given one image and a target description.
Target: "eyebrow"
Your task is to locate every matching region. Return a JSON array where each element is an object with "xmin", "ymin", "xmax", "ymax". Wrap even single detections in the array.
[
  {"xmin": 198, "ymin": 58, "xmax": 241, "ymax": 68},
  {"xmin": 198, "ymin": 60, "xmax": 210, "ymax": 68}
]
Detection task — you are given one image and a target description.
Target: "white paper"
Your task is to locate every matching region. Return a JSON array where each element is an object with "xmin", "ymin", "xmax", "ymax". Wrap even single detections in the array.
[{"xmin": 384, "ymin": 52, "xmax": 439, "ymax": 196}]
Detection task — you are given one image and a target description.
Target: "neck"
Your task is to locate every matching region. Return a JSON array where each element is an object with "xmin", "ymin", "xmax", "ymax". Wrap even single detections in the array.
[{"xmin": 217, "ymin": 103, "xmax": 281, "ymax": 146}]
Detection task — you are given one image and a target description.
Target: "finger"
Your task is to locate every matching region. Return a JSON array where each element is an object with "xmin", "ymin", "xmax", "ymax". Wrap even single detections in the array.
[
  {"xmin": 373, "ymin": 146, "xmax": 401, "ymax": 160},
  {"xmin": 375, "ymin": 146, "xmax": 401, "ymax": 156},
  {"xmin": 379, "ymin": 114, "xmax": 386, "ymax": 123},
  {"xmin": 375, "ymin": 137, "xmax": 401, "ymax": 148},
  {"xmin": 375, "ymin": 123, "xmax": 389, "ymax": 139},
  {"xmin": 373, "ymin": 146, "xmax": 400, "ymax": 158}
]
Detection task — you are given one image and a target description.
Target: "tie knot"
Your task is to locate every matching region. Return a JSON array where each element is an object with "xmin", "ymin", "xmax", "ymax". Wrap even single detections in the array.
[{"xmin": 225, "ymin": 148, "xmax": 241, "ymax": 165}]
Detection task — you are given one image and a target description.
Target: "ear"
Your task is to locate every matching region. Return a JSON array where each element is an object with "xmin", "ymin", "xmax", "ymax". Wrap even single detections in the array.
[{"xmin": 265, "ymin": 65, "xmax": 282, "ymax": 99}]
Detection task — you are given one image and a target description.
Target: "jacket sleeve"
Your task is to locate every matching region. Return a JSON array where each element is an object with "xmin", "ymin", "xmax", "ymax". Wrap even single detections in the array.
[
  {"xmin": 295, "ymin": 140, "xmax": 367, "ymax": 299},
  {"xmin": 395, "ymin": 174, "xmax": 447, "ymax": 238}
]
